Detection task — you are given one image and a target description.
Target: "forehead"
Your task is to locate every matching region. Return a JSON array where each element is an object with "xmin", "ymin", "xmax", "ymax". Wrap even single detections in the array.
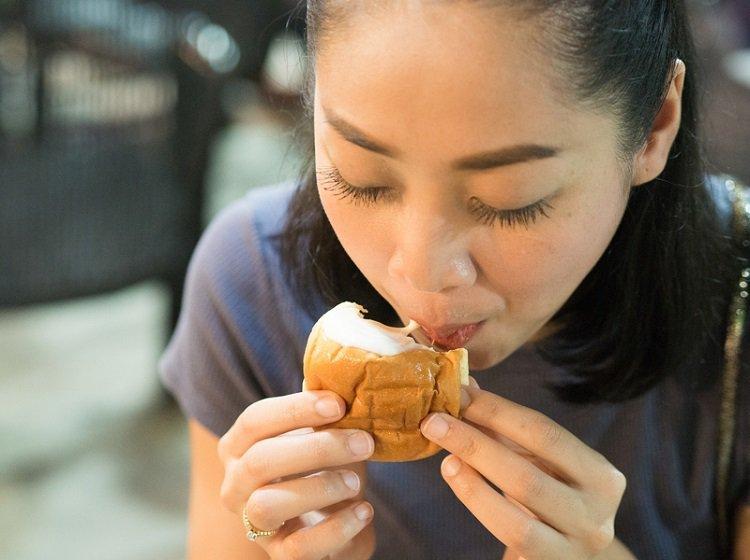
[{"xmin": 314, "ymin": 3, "xmax": 607, "ymax": 166}]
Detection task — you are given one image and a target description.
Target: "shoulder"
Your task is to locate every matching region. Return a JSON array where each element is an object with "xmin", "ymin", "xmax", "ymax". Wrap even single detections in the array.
[
  {"xmin": 158, "ymin": 180, "xmax": 317, "ymax": 437},
  {"xmin": 192, "ymin": 177, "xmax": 319, "ymax": 340},
  {"xmin": 241, "ymin": 178, "xmax": 300, "ymax": 238},
  {"xmin": 192, "ymin": 179, "xmax": 299, "ymax": 302},
  {"xmin": 199, "ymin": 178, "xmax": 298, "ymax": 264}
]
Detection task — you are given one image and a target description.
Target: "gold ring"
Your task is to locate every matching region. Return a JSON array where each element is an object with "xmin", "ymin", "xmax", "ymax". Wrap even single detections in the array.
[{"xmin": 242, "ymin": 506, "xmax": 284, "ymax": 541}]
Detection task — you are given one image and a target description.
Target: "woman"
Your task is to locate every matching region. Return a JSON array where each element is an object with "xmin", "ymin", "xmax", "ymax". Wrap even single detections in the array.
[{"xmin": 160, "ymin": 1, "xmax": 750, "ymax": 558}]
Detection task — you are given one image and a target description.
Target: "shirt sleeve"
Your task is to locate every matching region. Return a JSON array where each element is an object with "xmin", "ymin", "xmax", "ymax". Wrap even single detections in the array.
[{"xmin": 158, "ymin": 199, "xmax": 279, "ymax": 438}]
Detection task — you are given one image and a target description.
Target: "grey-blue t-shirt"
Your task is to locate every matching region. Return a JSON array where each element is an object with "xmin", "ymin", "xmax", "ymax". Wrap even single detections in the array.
[{"xmin": 159, "ymin": 177, "xmax": 749, "ymax": 559}]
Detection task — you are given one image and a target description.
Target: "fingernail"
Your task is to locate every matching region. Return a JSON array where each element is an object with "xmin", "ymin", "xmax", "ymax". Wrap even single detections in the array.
[
  {"xmin": 347, "ymin": 432, "xmax": 374, "ymax": 456},
  {"xmin": 355, "ymin": 502, "xmax": 373, "ymax": 521},
  {"xmin": 443, "ymin": 455, "xmax": 462, "ymax": 477},
  {"xmin": 422, "ymin": 413, "xmax": 449, "ymax": 439},
  {"xmin": 341, "ymin": 471, "xmax": 360, "ymax": 492},
  {"xmin": 469, "ymin": 376, "xmax": 479, "ymax": 389},
  {"xmin": 460, "ymin": 387, "xmax": 471, "ymax": 410},
  {"xmin": 315, "ymin": 397, "xmax": 342, "ymax": 418}
]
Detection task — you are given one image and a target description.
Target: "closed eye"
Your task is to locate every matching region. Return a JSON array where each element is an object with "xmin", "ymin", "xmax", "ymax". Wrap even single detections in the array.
[{"xmin": 316, "ymin": 165, "xmax": 555, "ymax": 229}]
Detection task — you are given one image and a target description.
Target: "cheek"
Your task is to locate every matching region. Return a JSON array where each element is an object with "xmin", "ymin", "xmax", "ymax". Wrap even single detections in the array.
[
  {"xmin": 313, "ymin": 143, "xmax": 394, "ymax": 283},
  {"xmin": 484, "ymin": 187, "xmax": 626, "ymax": 314},
  {"xmin": 318, "ymin": 186, "xmax": 392, "ymax": 275}
]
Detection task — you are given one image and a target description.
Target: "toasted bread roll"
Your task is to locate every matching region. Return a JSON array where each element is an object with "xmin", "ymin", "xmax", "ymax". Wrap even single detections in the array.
[{"xmin": 303, "ymin": 303, "xmax": 469, "ymax": 462}]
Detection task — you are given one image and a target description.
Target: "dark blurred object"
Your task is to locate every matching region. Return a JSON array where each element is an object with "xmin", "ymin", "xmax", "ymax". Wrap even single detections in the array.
[
  {"xmin": 728, "ymin": 0, "xmax": 750, "ymax": 45},
  {"xmin": 0, "ymin": 0, "xmax": 239, "ymax": 330},
  {"xmin": 689, "ymin": 0, "xmax": 750, "ymax": 184},
  {"xmin": 162, "ymin": 0, "xmax": 306, "ymax": 105},
  {"xmin": 156, "ymin": 0, "xmax": 305, "ymax": 79}
]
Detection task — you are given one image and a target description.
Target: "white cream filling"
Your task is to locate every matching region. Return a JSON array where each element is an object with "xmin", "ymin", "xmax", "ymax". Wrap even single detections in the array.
[{"xmin": 318, "ymin": 301, "xmax": 432, "ymax": 355}]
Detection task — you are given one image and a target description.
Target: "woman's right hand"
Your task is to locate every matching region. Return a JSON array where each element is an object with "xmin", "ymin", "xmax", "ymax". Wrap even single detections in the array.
[{"xmin": 217, "ymin": 390, "xmax": 376, "ymax": 560}]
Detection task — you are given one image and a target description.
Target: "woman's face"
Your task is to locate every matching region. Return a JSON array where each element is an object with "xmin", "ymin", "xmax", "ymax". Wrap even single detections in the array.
[{"xmin": 313, "ymin": 4, "xmax": 632, "ymax": 371}]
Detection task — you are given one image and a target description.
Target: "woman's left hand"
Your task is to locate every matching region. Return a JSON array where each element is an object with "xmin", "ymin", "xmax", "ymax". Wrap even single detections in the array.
[{"xmin": 419, "ymin": 378, "xmax": 628, "ymax": 560}]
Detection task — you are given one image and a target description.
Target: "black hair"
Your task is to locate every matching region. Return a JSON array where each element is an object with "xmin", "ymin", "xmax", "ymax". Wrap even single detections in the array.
[{"xmin": 277, "ymin": 0, "xmax": 736, "ymax": 403}]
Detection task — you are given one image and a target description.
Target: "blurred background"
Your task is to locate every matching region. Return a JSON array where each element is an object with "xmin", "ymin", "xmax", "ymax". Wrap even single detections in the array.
[{"xmin": 0, "ymin": 1, "xmax": 748, "ymax": 558}]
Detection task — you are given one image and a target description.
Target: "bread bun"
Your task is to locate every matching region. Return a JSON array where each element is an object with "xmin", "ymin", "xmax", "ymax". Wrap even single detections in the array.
[{"xmin": 302, "ymin": 303, "xmax": 469, "ymax": 462}]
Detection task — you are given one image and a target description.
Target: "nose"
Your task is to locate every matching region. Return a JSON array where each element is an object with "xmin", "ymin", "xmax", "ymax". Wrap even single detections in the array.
[{"xmin": 387, "ymin": 209, "xmax": 477, "ymax": 293}]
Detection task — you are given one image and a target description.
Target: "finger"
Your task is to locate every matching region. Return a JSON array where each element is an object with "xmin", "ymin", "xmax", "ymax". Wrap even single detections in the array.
[
  {"xmin": 222, "ymin": 429, "xmax": 374, "ymax": 511},
  {"xmin": 467, "ymin": 420, "xmax": 570, "ymax": 484},
  {"xmin": 280, "ymin": 427, "xmax": 315, "ymax": 437},
  {"xmin": 439, "ymin": 454, "xmax": 571, "ymax": 558},
  {"xmin": 460, "ymin": 386, "xmax": 471, "ymax": 412},
  {"xmin": 420, "ymin": 412, "xmax": 586, "ymax": 535},
  {"xmin": 276, "ymin": 501, "xmax": 374, "ymax": 560},
  {"xmin": 330, "ymin": 524, "xmax": 376, "ymax": 560},
  {"xmin": 218, "ymin": 391, "xmax": 346, "ymax": 460},
  {"xmin": 461, "ymin": 386, "xmax": 616, "ymax": 486},
  {"xmin": 244, "ymin": 469, "xmax": 362, "ymax": 531}
]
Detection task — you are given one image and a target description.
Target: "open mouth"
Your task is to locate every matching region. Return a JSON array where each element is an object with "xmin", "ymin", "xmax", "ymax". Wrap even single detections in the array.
[{"xmin": 417, "ymin": 321, "xmax": 485, "ymax": 350}]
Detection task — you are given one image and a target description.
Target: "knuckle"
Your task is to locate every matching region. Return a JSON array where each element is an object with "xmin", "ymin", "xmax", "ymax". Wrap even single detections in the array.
[
  {"xmin": 479, "ymin": 394, "xmax": 504, "ymax": 419},
  {"xmin": 317, "ymin": 470, "xmax": 345, "ymax": 498},
  {"xmin": 218, "ymin": 460, "xmax": 242, "ymax": 512},
  {"xmin": 217, "ymin": 433, "xmax": 230, "ymax": 462},
  {"xmin": 241, "ymin": 447, "xmax": 270, "ymax": 482},
  {"xmin": 595, "ymin": 463, "xmax": 627, "ymax": 499},
  {"xmin": 219, "ymin": 402, "xmax": 266, "ymax": 461},
  {"xmin": 452, "ymin": 474, "xmax": 476, "ymax": 502},
  {"xmin": 585, "ymin": 520, "xmax": 615, "ymax": 552},
  {"xmin": 218, "ymin": 478, "xmax": 235, "ymax": 512},
  {"xmin": 455, "ymin": 432, "xmax": 480, "ymax": 459},
  {"xmin": 531, "ymin": 415, "xmax": 562, "ymax": 449},
  {"xmin": 282, "ymin": 536, "xmax": 313, "ymax": 560},
  {"xmin": 289, "ymin": 400, "xmax": 309, "ymax": 425},
  {"xmin": 609, "ymin": 467, "xmax": 627, "ymax": 496},
  {"xmin": 568, "ymin": 494, "xmax": 591, "ymax": 532},
  {"xmin": 245, "ymin": 489, "xmax": 276, "ymax": 527},
  {"xmin": 509, "ymin": 519, "xmax": 538, "ymax": 553},
  {"xmin": 309, "ymin": 433, "xmax": 332, "ymax": 462},
  {"xmin": 238, "ymin": 403, "xmax": 260, "ymax": 435},
  {"xmin": 516, "ymin": 467, "xmax": 545, "ymax": 501}
]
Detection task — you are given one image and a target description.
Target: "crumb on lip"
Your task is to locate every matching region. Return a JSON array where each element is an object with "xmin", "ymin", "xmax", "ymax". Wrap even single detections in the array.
[
  {"xmin": 408, "ymin": 325, "xmax": 451, "ymax": 351},
  {"xmin": 407, "ymin": 326, "xmax": 428, "ymax": 345}
]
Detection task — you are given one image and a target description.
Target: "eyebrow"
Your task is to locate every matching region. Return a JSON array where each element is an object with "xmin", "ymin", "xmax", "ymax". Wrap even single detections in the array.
[{"xmin": 322, "ymin": 107, "xmax": 561, "ymax": 171}]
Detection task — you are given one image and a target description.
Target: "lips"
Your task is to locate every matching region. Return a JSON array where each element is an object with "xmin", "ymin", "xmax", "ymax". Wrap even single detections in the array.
[{"xmin": 417, "ymin": 321, "xmax": 485, "ymax": 350}]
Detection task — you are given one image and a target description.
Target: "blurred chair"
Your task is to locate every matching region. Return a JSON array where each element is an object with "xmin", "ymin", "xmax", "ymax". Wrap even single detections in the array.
[{"xmin": 0, "ymin": 0, "xmax": 240, "ymax": 331}]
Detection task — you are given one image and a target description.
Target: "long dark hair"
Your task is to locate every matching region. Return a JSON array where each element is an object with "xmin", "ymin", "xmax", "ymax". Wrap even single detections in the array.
[{"xmin": 276, "ymin": 0, "xmax": 736, "ymax": 403}]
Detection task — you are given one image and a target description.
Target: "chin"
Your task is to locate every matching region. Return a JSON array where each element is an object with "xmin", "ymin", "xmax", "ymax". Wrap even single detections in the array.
[
  {"xmin": 468, "ymin": 334, "xmax": 525, "ymax": 371},
  {"xmin": 468, "ymin": 354, "xmax": 495, "ymax": 371},
  {"xmin": 467, "ymin": 345, "xmax": 504, "ymax": 371}
]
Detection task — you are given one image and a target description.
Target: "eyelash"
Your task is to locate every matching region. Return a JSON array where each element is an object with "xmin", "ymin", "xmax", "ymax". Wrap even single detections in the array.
[{"xmin": 316, "ymin": 165, "xmax": 554, "ymax": 229}]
